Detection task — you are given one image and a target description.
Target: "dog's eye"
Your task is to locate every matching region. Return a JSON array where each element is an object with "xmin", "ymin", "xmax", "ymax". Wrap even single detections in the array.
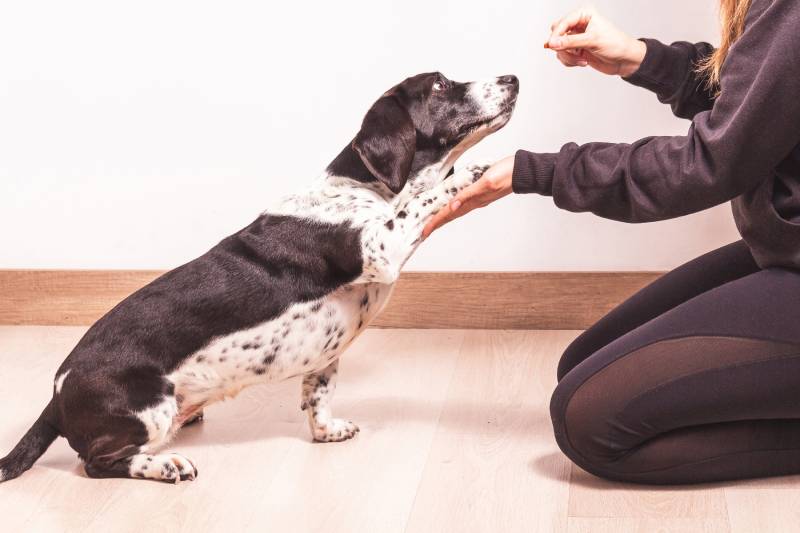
[{"xmin": 432, "ymin": 80, "xmax": 446, "ymax": 92}]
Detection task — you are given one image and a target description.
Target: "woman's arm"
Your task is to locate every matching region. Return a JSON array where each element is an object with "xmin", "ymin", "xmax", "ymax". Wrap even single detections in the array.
[
  {"xmin": 514, "ymin": 0, "xmax": 800, "ymax": 223},
  {"xmin": 624, "ymin": 39, "xmax": 716, "ymax": 120},
  {"xmin": 424, "ymin": 0, "xmax": 800, "ymax": 236}
]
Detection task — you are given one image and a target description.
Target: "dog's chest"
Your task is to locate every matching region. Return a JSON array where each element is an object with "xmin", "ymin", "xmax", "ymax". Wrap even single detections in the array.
[{"xmin": 168, "ymin": 281, "xmax": 393, "ymax": 419}]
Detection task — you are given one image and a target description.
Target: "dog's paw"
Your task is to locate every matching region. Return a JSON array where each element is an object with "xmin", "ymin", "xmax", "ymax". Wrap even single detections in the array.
[
  {"xmin": 447, "ymin": 161, "xmax": 492, "ymax": 191},
  {"xmin": 465, "ymin": 162, "xmax": 492, "ymax": 183},
  {"xmin": 312, "ymin": 419, "xmax": 360, "ymax": 442},
  {"xmin": 130, "ymin": 453, "xmax": 198, "ymax": 483}
]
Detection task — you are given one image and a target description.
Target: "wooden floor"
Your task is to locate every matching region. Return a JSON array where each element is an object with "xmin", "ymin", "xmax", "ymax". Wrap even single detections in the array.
[{"xmin": 1, "ymin": 327, "xmax": 798, "ymax": 533}]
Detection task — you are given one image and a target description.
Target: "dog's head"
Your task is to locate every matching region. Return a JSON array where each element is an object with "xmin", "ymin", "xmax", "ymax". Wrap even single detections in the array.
[{"xmin": 330, "ymin": 72, "xmax": 518, "ymax": 194}]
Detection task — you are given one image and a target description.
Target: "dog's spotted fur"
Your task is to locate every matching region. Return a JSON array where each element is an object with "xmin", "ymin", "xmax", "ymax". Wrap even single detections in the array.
[{"xmin": 0, "ymin": 72, "xmax": 518, "ymax": 483}]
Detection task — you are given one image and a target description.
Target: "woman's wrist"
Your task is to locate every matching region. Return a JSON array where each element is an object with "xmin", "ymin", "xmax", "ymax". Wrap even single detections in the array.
[
  {"xmin": 512, "ymin": 150, "xmax": 557, "ymax": 195},
  {"xmin": 619, "ymin": 38, "xmax": 647, "ymax": 78},
  {"xmin": 484, "ymin": 155, "xmax": 515, "ymax": 193}
]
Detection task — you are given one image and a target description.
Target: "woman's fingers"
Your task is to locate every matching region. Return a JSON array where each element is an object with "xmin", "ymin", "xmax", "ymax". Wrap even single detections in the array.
[
  {"xmin": 422, "ymin": 200, "xmax": 463, "ymax": 239},
  {"xmin": 421, "ymin": 204, "xmax": 454, "ymax": 239},
  {"xmin": 548, "ymin": 7, "xmax": 593, "ymax": 43},
  {"xmin": 557, "ymin": 50, "xmax": 588, "ymax": 67},
  {"xmin": 422, "ymin": 182, "xmax": 484, "ymax": 238}
]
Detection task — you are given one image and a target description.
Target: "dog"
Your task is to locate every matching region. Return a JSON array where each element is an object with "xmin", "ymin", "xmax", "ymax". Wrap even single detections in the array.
[{"xmin": 0, "ymin": 72, "xmax": 518, "ymax": 483}]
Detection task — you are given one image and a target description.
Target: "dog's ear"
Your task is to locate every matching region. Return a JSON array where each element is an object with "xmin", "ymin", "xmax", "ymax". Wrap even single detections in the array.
[{"xmin": 352, "ymin": 95, "xmax": 416, "ymax": 194}]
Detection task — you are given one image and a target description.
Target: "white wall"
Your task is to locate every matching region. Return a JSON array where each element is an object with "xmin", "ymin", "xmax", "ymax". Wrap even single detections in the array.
[{"xmin": 0, "ymin": 0, "xmax": 739, "ymax": 271}]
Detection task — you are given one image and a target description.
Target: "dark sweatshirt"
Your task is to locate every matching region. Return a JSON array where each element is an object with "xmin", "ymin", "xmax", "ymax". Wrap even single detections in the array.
[{"xmin": 512, "ymin": 0, "xmax": 800, "ymax": 270}]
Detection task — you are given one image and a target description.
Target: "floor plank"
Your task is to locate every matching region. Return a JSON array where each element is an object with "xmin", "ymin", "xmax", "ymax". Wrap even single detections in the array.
[
  {"xmin": 725, "ymin": 488, "xmax": 800, "ymax": 533},
  {"xmin": 1, "ymin": 326, "xmax": 798, "ymax": 533},
  {"xmin": 404, "ymin": 330, "xmax": 575, "ymax": 533},
  {"xmin": 242, "ymin": 329, "xmax": 465, "ymax": 532},
  {"xmin": 568, "ymin": 465, "xmax": 729, "ymax": 520},
  {"xmin": 567, "ymin": 517, "xmax": 731, "ymax": 533}
]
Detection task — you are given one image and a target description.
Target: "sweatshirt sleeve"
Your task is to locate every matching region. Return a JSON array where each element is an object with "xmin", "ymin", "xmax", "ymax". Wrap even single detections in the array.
[
  {"xmin": 512, "ymin": 0, "xmax": 800, "ymax": 223},
  {"xmin": 624, "ymin": 39, "xmax": 716, "ymax": 120}
]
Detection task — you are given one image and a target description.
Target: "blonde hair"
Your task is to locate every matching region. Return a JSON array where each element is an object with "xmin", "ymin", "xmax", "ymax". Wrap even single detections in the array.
[{"xmin": 699, "ymin": 0, "xmax": 752, "ymax": 89}]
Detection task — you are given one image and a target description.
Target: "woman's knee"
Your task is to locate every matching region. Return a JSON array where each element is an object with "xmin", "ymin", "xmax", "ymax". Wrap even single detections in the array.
[
  {"xmin": 556, "ymin": 333, "xmax": 595, "ymax": 381},
  {"xmin": 549, "ymin": 369, "xmax": 640, "ymax": 482},
  {"xmin": 557, "ymin": 319, "xmax": 630, "ymax": 381}
]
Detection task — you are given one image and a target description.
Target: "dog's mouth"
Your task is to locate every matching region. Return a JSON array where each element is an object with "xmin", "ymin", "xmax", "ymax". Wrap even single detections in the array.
[{"xmin": 458, "ymin": 100, "xmax": 517, "ymax": 136}]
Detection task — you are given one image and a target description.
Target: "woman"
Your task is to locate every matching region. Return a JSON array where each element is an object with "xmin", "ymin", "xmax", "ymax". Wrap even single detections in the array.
[{"xmin": 424, "ymin": 0, "xmax": 800, "ymax": 484}]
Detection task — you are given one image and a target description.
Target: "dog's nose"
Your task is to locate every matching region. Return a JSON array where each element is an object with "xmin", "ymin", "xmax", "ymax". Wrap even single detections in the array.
[{"xmin": 497, "ymin": 75, "xmax": 519, "ymax": 86}]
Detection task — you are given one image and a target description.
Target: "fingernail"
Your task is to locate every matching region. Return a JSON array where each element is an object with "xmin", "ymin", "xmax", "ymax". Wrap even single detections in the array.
[
  {"xmin": 451, "ymin": 200, "xmax": 462, "ymax": 211},
  {"xmin": 578, "ymin": 60, "xmax": 588, "ymax": 67},
  {"xmin": 550, "ymin": 38, "xmax": 562, "ymax": 48}
]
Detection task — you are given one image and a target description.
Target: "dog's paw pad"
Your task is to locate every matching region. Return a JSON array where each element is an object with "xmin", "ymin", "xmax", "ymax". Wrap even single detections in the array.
[{"xmin": 313, "ymin": 419, "xmax": 360, "ymax": 442}]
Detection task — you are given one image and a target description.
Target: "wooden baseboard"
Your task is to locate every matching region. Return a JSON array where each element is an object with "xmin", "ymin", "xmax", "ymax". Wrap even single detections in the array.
[{"xmin": 0, "ymin": 270, "xmax": 662, "ymax": 329}]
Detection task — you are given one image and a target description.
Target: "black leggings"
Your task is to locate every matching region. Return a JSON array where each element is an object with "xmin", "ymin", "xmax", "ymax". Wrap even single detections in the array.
[{"xmin": 550, "ymin": 240, "xmax": 800, "ymax": 484}]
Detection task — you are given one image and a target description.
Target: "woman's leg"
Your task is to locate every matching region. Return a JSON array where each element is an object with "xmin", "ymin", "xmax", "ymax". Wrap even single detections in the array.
[
  {"xmin": 557, "ymin": 240, "xmax": 759, "ymax": 380},
  {"xmin": 551, "ymin": 267, "xmax": 800, "ymax": 484}
]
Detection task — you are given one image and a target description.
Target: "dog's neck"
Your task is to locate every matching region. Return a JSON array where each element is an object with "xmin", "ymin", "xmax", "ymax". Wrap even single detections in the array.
[
  {"xmin": 325, "ymin": 144, "xmax": 379, "ymax": 186},
  {"xmin": 324, "ymin": 143, "xmax": 458, "ymax": 197}
]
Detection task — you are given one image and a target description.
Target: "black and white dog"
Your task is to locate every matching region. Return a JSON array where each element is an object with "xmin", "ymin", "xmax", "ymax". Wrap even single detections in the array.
[{"xmin": 0, "ymin": 72, "xmax": 518, "ymax": 483}]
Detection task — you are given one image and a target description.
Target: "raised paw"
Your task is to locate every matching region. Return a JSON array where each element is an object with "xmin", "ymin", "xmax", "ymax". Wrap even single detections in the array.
[
  {"xmin": 465, "ymin": 162, "xmax": 491, "ymax": 183},
  {"xmin": 312, "ymin": 419, "xmax": 360, "ymax": 443},
  {"xmin": 446, "ymin": 161, "xmax": 492, "ymax": 193},
  {"xmin": 129, "ymin": 452, "xmax": 198, "ymax": 483}
]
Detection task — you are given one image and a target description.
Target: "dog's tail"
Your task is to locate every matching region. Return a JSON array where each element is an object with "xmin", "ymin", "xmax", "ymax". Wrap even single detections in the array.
[{"xmin": 0, "ymin": 400, "xmax": 59, "ymax": 483}]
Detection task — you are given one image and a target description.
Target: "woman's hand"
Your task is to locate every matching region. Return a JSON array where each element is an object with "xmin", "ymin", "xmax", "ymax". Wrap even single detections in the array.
[
  {"xmin": 546, "ymin": 6, "xmax": 646, "ymax": 78},
  {"xmin": 422, "ymin": 156, "xmax": 515, "ymax": 239}
]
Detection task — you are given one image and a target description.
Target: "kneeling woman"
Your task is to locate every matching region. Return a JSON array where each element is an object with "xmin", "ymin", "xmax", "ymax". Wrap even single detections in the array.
[{"xmin": 425, "ymin": 0, "xmax": 800, "ymax": 484}]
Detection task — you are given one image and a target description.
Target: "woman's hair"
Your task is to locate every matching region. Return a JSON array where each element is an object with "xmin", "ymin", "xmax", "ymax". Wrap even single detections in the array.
[{"xmin": 698, "ymin": 0, "xmax": 752, "ymax": 89}]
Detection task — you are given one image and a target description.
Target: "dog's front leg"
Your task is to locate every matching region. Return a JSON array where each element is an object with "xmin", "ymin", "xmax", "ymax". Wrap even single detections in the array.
[
  {"xmin": 396, "ymin": 161, "xmax": 491, "ymax": 235},
  {"xmin": 354, "ymin": 162, "xmax": 490, "ymax": 285},
  {"xmin": 300, "ymin": 359, "xmax": 359, "ymax": 442}
]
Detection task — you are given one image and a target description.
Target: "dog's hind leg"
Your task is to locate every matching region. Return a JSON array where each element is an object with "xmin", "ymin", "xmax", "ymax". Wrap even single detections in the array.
[
  {"xmin": 57, "ymin": 366, "xmax": 198, "ymax": 483},
  {"xmin": 81, "ymin": 416, "xmax": 198, "ymax": 483},
  {"xmin": 78, "ymin": 403, "xmax": 197, "ymax": 483},
  {"xmin": 300, "ymin": 360, "xmax": 359, "ymax": 442},
  {"xmin": 85, "ymin": 445, "xmax": 198, "ymax": 483}
]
